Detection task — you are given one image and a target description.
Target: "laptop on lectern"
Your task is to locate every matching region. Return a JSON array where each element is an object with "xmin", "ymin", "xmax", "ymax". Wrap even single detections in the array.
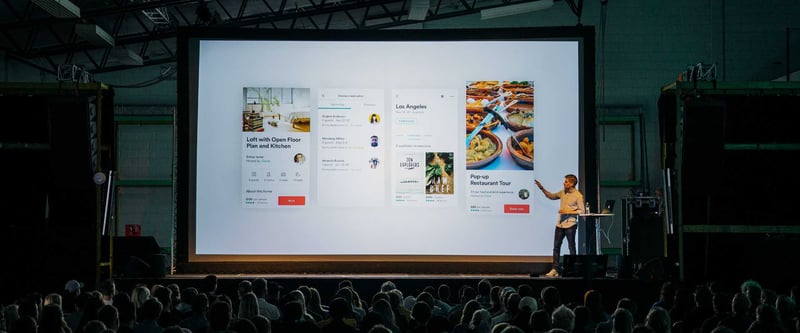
[{"xmin": 600, "ymin": 200, "xmax": 615, "ymax": 214}]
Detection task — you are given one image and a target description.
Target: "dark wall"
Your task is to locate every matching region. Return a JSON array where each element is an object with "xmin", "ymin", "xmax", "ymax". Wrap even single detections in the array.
[
  {"xmin": 0, "ymin": 91, "xmax": 114, "ymax": 303},
  {"xmin": 661, "ymin": 90, "xmax": 800, "ymax": 287}
]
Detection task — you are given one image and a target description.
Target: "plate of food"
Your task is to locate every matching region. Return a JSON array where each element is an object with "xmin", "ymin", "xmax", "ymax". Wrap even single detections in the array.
[
  {"xmin": 507, "ymin": 128, "xmax": 533, "ymax": 170},
  {"xmin": 501, "ymin": 81, "xmax": 534, "ymax": 93},
  {"xmin": 466, "ymin": 109, "xmax": 500, "ymax": 131},
  {"xmin": 466, "ymin": 129, "xmax": 502, "ymax": 169},
  {"xmin": 465, "ymin": 96, "xmax": 496, "ymax": 112},
  {"xmin": 505, "ymin": 103, "xmax": 533, "ymax": 131},
  {"xmin": 508, "ymin": 93, "xmax": 533, "ymax": 104},
  {"xmin": 468, "ymin": 80, "xmax": 500, "ymax": 92}
]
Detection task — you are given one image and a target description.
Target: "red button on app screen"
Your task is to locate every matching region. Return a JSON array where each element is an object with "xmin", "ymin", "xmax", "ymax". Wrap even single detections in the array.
[
  {"xmin": 504, "ymin": 204, "xmax": 530, "ymax": 213},
  {"xmin": 278, "ymin": 196, "xmax": 306, "ymax": 206}
]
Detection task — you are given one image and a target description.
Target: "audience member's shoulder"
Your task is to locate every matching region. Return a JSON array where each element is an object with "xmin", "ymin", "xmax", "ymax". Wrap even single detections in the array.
[
  {"xmin": 163, "ymin": 326, "xmax": 191, "ymax": 333},
  {"xmin": 501, "ymin": 326, "xmax": 526, "ymax": 333},
  {"xmin": 632, "ymin": 324, "xmax": 655, "ymax": 333},
  {"xmin": 711, "ymin": 327, "xmax": 736, "ymax": 333},
  {"xmin": 230, "ymin": 318, "xmax": 257, "ymax": 333}
]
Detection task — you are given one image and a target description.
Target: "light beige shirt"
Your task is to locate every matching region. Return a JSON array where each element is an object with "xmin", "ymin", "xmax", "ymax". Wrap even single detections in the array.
[{"xmin": 545, "ymin": 189, "xmax": 585, "ymax": 228}]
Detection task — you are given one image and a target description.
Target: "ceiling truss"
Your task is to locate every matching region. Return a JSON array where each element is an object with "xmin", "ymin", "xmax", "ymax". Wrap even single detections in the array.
[{"xmin": 0, "ymin": 0, "xmax": 565, "ymax": 74}]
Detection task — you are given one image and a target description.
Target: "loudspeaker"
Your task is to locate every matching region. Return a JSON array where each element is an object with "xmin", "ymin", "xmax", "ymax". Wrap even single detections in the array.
[
  {"xmin": 562, "ymin": 255, "xmax": 608, "ymax": 278},
  {"xmin": 121, "ymin": 254, "xmax": 167, "ymax": 278},
  {"xmin": 629, "ymin": 212, "xmax": 665, "ymax": 267},
  {"xmin": 123, "ymin": 256, "xmax": 151, "ymax": 278},
  {"xmin": 112, "ymin": 236, "xmax": 165, "ymax": 277},
  {"xmin": 605, "ymin": 255, "xmax": 633, "ymax": 279},
  {"xmin": 635, "ymin": 257, "xmax": 666, "ymax": 280}
]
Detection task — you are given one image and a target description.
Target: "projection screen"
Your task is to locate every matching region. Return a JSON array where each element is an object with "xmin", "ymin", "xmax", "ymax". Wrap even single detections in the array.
[{"xmin": 177, "ymin": 27, "xmax": 596, "ymax": 272}]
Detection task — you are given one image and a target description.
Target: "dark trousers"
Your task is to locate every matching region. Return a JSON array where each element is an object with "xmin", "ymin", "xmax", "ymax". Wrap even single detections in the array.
[{"xmin": 553, "ymin": 225, "xmax": 577, "ymax": 270}]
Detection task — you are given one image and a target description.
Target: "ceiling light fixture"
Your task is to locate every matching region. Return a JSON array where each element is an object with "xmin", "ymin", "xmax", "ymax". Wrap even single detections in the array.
[
  {"xmin": 142, "ymin": 7, "xmax": 171, "ymax": 26},
  {"xmin": 407, "ymin": 0, "xmax": 430, "ymax": 21},
  {"xmin": 32, "ymin": 0, "xmax": 80, "ymax": 18},
  {"xmin": 111, "ymin": 48, "xmax": 144, "ymax": 66},
  {"xmin": 75, "ymin": 24, "xmax": 115, "ymax": 47},
  {"xmin": 480, "ymin": 0, "xmax": 554, "ymax": 20}
]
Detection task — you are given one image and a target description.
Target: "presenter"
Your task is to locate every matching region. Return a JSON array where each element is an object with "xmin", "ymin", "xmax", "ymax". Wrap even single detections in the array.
[{"xmin": 535, "ymin": 174, "xmax": 585, "ymax": 277}]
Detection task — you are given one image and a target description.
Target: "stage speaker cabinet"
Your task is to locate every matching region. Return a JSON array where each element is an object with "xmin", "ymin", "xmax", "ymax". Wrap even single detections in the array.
[
  {"xmin": 604, "ymin": 255, "xmax": 633, "ymax": 279},
  {"xmin": 113, "ymin": 236, "xmax": 166, "ymax": 278},
  {"xmin": 635, "ymin": 257, "xmax": 667, "ymax": 281},
  {"xmin": 561, "ymin": 255, "xmax": 608, "ymax": 278},
  {"xmin": 628, "ymin": 202, "xmax": 665, "ymax": 267}
]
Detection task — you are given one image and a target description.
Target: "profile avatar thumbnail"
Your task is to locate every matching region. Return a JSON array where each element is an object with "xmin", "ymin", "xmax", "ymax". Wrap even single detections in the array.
[
  {"xmin": 369, "ymin": 113, "xmax": 381, "ymax": 124},
  {"xmin": 293, "ymin": 153, "xmax": 305, "ymax": 164}
]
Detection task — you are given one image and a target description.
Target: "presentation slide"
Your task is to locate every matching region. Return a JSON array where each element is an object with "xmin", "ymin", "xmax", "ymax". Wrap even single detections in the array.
[{"xmin": 190, "ymin": 36, "xmax": 583, "ymax": 259}]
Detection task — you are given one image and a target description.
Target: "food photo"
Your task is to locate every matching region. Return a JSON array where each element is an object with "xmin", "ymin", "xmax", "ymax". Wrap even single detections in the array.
[{"xmin": 464, "ymin": 80, "xmax": 534, "ymax": 170}]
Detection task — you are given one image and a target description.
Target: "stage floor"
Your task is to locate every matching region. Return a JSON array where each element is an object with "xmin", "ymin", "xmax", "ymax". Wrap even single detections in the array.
[{"xmin": 160, "ymin": 273, "xmax": 535, "ymax": 279}]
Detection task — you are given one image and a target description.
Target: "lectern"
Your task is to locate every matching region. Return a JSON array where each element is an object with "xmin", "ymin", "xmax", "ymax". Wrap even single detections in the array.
[{"xmin": 579, "ymin": 213, "xmax": 614, "ymax": 254}]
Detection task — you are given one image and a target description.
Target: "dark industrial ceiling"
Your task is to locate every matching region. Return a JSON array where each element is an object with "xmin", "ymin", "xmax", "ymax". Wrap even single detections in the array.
[{"xmin": 0, "ymin": 0, "xmax": 581, "ymax": 75}]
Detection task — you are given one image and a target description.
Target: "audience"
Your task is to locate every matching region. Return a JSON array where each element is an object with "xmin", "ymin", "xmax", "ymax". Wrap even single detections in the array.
[
  {"xmin": 492, "ymin": 292, "xmax": 521, "ymax": 327},
  {"xmin": 489, "ymin": 286, "xmax": 505, "ymax": 317},
  {"xmin": 740, "ymin": 280, "xmax": 763, "ymax": 318},
  {"xmin": 319, "ymin": 297, "xmax": 356, "ymax": 333},
  {"xmin": 597, "ymin": 298, "xmax": 640, "ymax": 333},
  {"xmin": 775, "ymin": 295, "xmax": 796, "ymax": 333},
  {"xmin": 98, "ymin": 280, "xmax": 116, "ymax": 306},
  {"xmin": 509, "ymin": 296, "xmax": 536, "ymax": 333},
  {"xmin": 612, "ymin": 308, "xmax": 634, "ymax": 333},
  {"xmin": 745, "ymin": 303, "xmax": 783, "ymax": 333},
  {"xmin": 63, "ymin": 280, "xmax": 85, "ymax": 314},
  {"xmin": 551, "ymin": 305, "xmax": 576, "ymax": 333},
  {"xmin": 686, "ymin": 284, "xmax": 714, "ymax": 333},
  {"xmin": 97, "ymin": 304, "xmax": 121, "ymax": 332},
  {"xmin": 249, "ymin": 315, "xmax": 270, "ymax": 333},
  {"xmin": 250, "ymin": 279, "xmax": 280, "ymax": 322},
  {"xmin": 652, "ymin": 283, "xmax": 676, "ymax": 312},
  {"xmin": 229, "ymin": 318, "xmax": 256, "ymax": 333},
  {"xmin": 131, "ymin": 286, "xmax": 151, "ymax": 321},
  {"xmin": 305, "ymin": 287, "xmax": 328, "ymax": 322},
  {"xmin": 3, "ymin": 276, "xmax": 798, "ymax": 333},
  {"xmin": 408, "ymin": 302, "xmax": 432, "ymax": 333},
  {"xmin": 467, "ymin": 309, "xmax": 492, "ymax": 333},
  {"xmin": 719, "ymin": 293, "xmax": 754, "ymax": 333},
  {"xmin": 179, "ymin": 293, "xmax": 209, "ymax": 333},
  {"xmin": 39, "ymin": 304, "xmax": 71, "ymax": 333},
  {"xmin": 450, "ymin": 286, "xmax": 477, "ymax": 327},
  {"xmin": 134, "ymin": 298, "xmax": 164, "ymax": 333},
  {"xmin": 541, "ymin": 286, "xmax": 562, "ymax": 316},
  {"xmin": 584, "ymin": 290, "xmax": 610, "ymax": 327},
  {"xmin": 453, "ymin": 300, "xmax": 482, "ymax": 333},
  {"xmin": 272, "ymin": 300, "xmax": 318, "ymax": 333},
  {"xmin": 645, "ymin": 306, "xmax": 671, "ymax": 333},
  {"xmin": 84, "ymin": 320, "xmax": 108, "ymax": 333},
  {"xmin": 530, "ymin": 309, "xmax": 551, "ymax": 333},
  {"xmin": 237, "ymin": 293, "xmax": 259, "ymax": 321},
  {"xmin": 14, "ymin": 315, "xmax": 38, "ymax": 333},
  {"xmin": 699, "ymin": 291, "xmax": 732, "ymax": 333},
  {"xmin": 207, "ymin": 299, "xmax": 231, "ymax": 333},
  {"xmin": 477, "ymin": 280, "xmax": 493, "ymax": 310}
]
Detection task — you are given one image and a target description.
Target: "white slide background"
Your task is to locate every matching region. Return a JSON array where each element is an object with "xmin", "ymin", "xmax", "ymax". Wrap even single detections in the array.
[{"xmin": 194, "ymin": 40, "xmax": 580, "ymax": 256}]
